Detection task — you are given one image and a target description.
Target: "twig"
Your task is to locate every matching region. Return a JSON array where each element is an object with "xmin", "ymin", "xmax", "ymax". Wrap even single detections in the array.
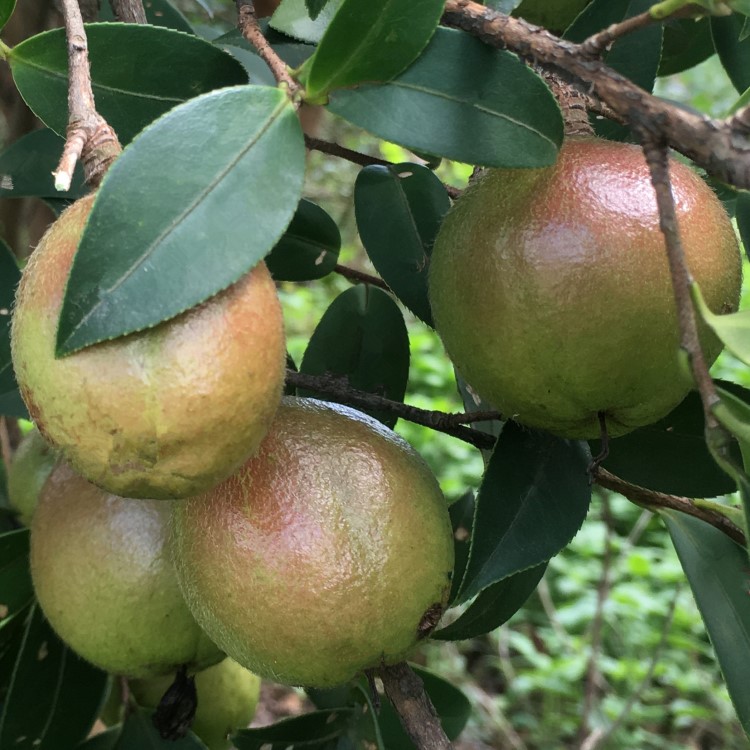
[
  {"xmin": 108, "ymin": 0, "xmax": 147, "ymax": 24},
  {"xmin": 377, "ymin": 662, "xmax": 453, "ymax": 750},
  {"xmin": 286, "ymin": 370, "xmax": 498, "ymax": 450},
  {"xmin": 577, "ymin": 494, "xmax": 614, "ymax": 746},
  {"xmin": 54, "ymin": 0, "xmax": 121, "ymax": 190},
  {"xmin": 333, "ymin": 263, "xmax": 390, "ymax": 290},
  {"xmin": 593, "ymin": 467, "xmax": 746, "ymax": 546},
  {"xmin": 236, "ymin": 0, "xmax": 302, "ymax": 97},
  {"xmin": 440, "ymin": 1, "xmax": 750, "ymax": 189}
]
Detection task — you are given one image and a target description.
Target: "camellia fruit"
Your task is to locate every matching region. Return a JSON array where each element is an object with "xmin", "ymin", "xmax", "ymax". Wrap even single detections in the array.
[
  {"xmin": 11, "ymin": 193, "xmax": 286, "ymax": 499},
  {"xmin": 7, "ymin": 428, "xmax": 57, "ymax": 526},
  {"xmin": 30, "ymin": 461, "xmax": 223, "ymax": 678},
  {"xmin": 130, "ymin": 659, "xmax": 261, "ymax": 750},
  {"xmin": 170, "ymin": 397, "xmax": 454, "ymax": 688},
  {"xmin": 429, "ymin": 137, "xmax": 742, "ymax": 439}
]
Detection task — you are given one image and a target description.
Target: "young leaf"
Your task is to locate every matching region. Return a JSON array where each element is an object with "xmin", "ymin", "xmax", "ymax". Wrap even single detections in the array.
[
  {"xmin": 56, "ymin": 85, "xmax": 305, "ymax": 355},
  {"xmin": 8, "ymin": 24, "xmax": 247, "ymax": 145},
  {"xmin": 354, "ymin": 163, "xmax": 450, "ymax": 327},
  {"xmin": 327, "ymin": 27, "xmax": 563, "ymax": 168},
  {"xmin": 266, "ymin": 199, "xmax": 341, "ymax": 281},
  {"xmin": 590, "ymin": 385, "xmax": 744, "ymax": 498},
  {"xmin": 0, "ymin": 529, "xmax": 33, "ymax": 628},
  {"xmin": 434, "ymin": 563, "xmax": 546, "ymax": 641},
  {"xmin": 456, "ymin": 421, "xmax": 591, "ymax": 604},
  {"xmin": 298, "ymin": 286, "xmax": 410, "ymax": 428},
  {"xmin": 691, "ymin": 282, "xmax": 750, "ymax": 367},
  {"xmin": 270, "ymin": 0, "xmax": 344, "ymax": 43},
  {"xmin": 114, "ymin": 709, "xmax": 207, "ymax": 748},
  {"xmin": 99, "ymin": 0, "xmax": 194, "ymax": 33},
  {"xmin": 300, "ymin": 0, "xmax": 444, "ymax": 101},
  {"xmin": 663, "ymin": 511, "xmax": 750, "ymax": 737},
  {"xmin": 712, "ymin": 12, "xmax": 750, "ymax": 93},
  {"xmin": 0, "ymin": 239, "xmax": 23, "ymax": 418},
  {"xmin": 232, "ymin": 708, "xmax": 357, "ymax": 749},
  {"xmin": 0, "ymin": 604, "xmax": 109, "ymax": 749}
]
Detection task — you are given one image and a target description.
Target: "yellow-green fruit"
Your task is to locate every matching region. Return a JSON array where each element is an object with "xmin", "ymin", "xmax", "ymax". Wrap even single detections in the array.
[
  {"xmin": 7, "ymin": 428, "xmax": 57, "ymax": 525},
  {"xmin": 30, "ymin": 461, "xmax": 223, "ymax": 678},
  {"xmin": 171, "ymin": 397, "xmax": 454, "ymax": 688},
  {"xmin": 429, "ymin": 137, "xmax": 742, "ymax": 439},
  {"xmin": 130, "ymin": 659, "xmax": 261, "ymax": 750},
  {"xmin": 11, "ymin": 193, "xmax": 286, "ymax": 500}
]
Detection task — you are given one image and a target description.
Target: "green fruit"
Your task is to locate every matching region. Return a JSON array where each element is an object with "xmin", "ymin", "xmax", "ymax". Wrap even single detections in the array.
[
  {"xmin": 30, "ymin": 461, "xmax": 223, "ymax": 678},
  {"xmin": 7, "ymin": 428, "xmax": 57, "ymax": 526},
  {"xmin": 130, "ymin": 659, "xmax": 261, "ymax": 750},
  {"xmin": 170, "ymin": 397, "xmax": 454, "ymax": 688},
  {"xmin": 429, "ymin": 137, "xmax": 742, "ymax": 439},
  {"xmin": 11, "ymin": 193, "xmax": 286, "ymax": 500}
]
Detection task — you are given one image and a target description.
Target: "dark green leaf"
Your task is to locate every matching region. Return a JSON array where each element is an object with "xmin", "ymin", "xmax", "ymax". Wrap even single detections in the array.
[
  {"xmin": 590, "ymin": 385, "xmax": 745, "ymax": 498},
  {"xmin": 448, "ymin": 492, "xmax": 475, "ymax": 605},
  {"xmin": 0, "ymin": 390, "xmax": 28, "ymax": 419},
  {"xmin": 0, "ymin": 528, "xmax": 33, "ymax": 627},
  {"xmin": 266, "ymin": 199, "xmax": 341, "ymax": 281},
  {"xmin": 233, "ymin": 709, "xmax": 357, "ymax": 749},
  {"xmin": 327, "ymin": 27, "xmax": 563, "ymax": 168},
  {"xmin": 0, "ymin": 606, "xmax": 29, "ymax": 700},
  {"xmin": 305, "ymin": 0, "xmax": 330, "ymax": 20},
  {"xmin": 77, "ymin": 726, "xmax": 122, "ymax": 749},
  {"xmin": 301, "ymin": 0, "xmax": 444, "ymax": 100},
  {"xmin": 214, "ymin": 27, "xmax": 316, "ymax": 70},
  {"xmin": 0, "ymin": 129, "xmax": 86, "ymax": 200},
  {"xmin": 663, "ymin": 511, "xmax": 750, "ymax": 736},
  {"xmin": 354, "ymin": 163, "xmax": 450, "ymax": 327},
  {"xmin": 0, "ymin": 240, "xmax": 20, "ymax": 412},
  {"xmin": 457, "ymin": 421, "xmax": 591, "ymax": 603},
  {"xmin": 738, "ymin": 191, "xmax": 750, "ymax": 262},
  {"xmin": 456, "ymin": 374, "xmax": 503, "ymax": 446},
  {"xmin": 56, "ymin": 85, "xmax": 305, "ymax": 354},
  {"xmin": 270, "ymin": 0, "xmax": 344, "ymax": 43},
  {"xmin": 712, "ymin": 12, "xmax": 750, "ymax": 93},
  {"xmin": 299, "ymin": 286, "xmax": 410, "ymax": 428},
  {"xmin": 0, "ymin": 0, "xmax": 15, "ymax": 34},
  {"xmin": 513, "ymin": 0, "xmax": 592, "ymax": 32},
  {"xmin": 658, "ymin": 17, "xmax": 715, "ymax": 76},
  {"xmin": 99, "ymin": 0, "xmax": 194, "ymax": 32},
  {"xmin": 8, "ymin": 24, "xmax": 247, "ymax": 145},
  {"xmin": 0, "ymin": 604, "xmax": 109, "ymax": 749},
  {"xmin": 435, "ymin": 563, "xmax": 546, "ymax": 640},
  {"xmin": 114, "ymin": 709, "xmax": 207, "ymax": 748}
]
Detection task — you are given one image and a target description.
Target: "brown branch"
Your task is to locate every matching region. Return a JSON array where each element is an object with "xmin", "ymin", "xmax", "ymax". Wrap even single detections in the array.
[
  {"xmin": 286, "ymin": 370, "xmax": 498, "ymax": 450},
  {"xmin": 377, "ymin": 662, "xmax": 453, "ymax": 750},
  {"xmin": 78, "ymin": 0, "xmax": 101, "ymax": 22},
  {"xmin": 333, "ymin": 263, "xmax": 390, "ymax": 290},
  {"xmin": 54, "ymin": 0, "xmax": 121, "ymax": 190},
  {"xmin": 108, "ymin": 0, "xmax": 147, "ymax": 24},
  {"xmin": 236, "ymin": 0, "xmax": 301, "ymax": 97},
  {"xmin": 593, "ymin": 468, "xmax": 746, "ymax": 546},
  {"xmin": 440, "ymin": 1, "xmax": 750, "ymax": 190}
]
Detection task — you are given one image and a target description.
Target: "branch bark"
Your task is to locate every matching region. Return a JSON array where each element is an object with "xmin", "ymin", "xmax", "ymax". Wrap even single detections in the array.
[
  {"xmin": 108, "ymin": 0, "xmax": 147, "ymax": 24},
  {"xmin": 440, "ymin": 0, "xmax": 750, "ymax": 189}
]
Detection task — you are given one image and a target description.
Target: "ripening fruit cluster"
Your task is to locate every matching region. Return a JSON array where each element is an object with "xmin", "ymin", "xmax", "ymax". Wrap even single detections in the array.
[{"xmin": 8, "ymin": 190, "xmax": 456, "ymax": 743}]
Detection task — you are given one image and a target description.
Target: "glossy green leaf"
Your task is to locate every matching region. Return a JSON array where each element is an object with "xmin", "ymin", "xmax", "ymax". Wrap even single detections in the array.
[
  {"xmin": 457, "ymin": 421, "xmax": 591, "ymax": 603},
  {"xmin": 513, "ymin": 0, "xmax": 592, "ymax": 32},
  {"xmin": 8, "ymin": 24, "xmax": 247, "ymax": 145},
  {"xmin": 270, "ymin": 0, "xmax": 344, "ymax": 43},
  {"xmin": 266, "ymin": 199, "xmax": 341, "ymax": 281},
  {"xmin": 56, "ymin": 85, "xmax": 305, "ymax": 354},
  {"xmin": 354, "ymin": 163, "xmax": 450, "ymax": 327},
  {"xmin": 712, "ymin": 12, "xmax": 750, "ymax": 92},
  {"xmin": 77, "ymin": 727, "xmax": 122, "ymax": 749},
  {"xmin": 214, "ymin": 26, "xmax": 316, "ymax": 71},
  {"xmin": 301, "ymin": 0, "xmax": 444, "ymax": 100},
  {"xmin": 692, "ymin": 282, "xmax": 750, "ymax": 367},
  {"xmin": 0, "ymin": 0, "xmax": 15, "ymax": 33},
  {"xmin": 435, "ymin": 563, "xmax": 546, "ymax": 641},
  {"xmin": 99, "ymin": 0, "xmax": 194, "ymax": 32},
  {"xmin": 299, "ymin": 285, "xmax": 410, "ymax": 428},
  {"xmin": 0, "ymin": 239, "xmax": 22, "ymax": 417},
  {"xmin": 0, "ymin": 529, "xmax": 33, "ymax": 627},
  {"xmin": 663, "ymin": 511, "xmax": 750, "ymax": 736},
  {"xmin": 590, "ymin": 385, "xmax": 746, "ymax": 498},
  {"xmin": 233, "ymin": 709, "xmax": 357, "ymax": 749},
  {"xmin": 115, "ymin": 709, "xmax": 207, "ymax": 748},
  {"xmin": 737, "ymin": 191, "xmax": 750, "ymax": 261},
  {"xmin": 0, "ymin": 129, "xmax": 86, "ymax": 200},
  {"xmin": 327, "ymin": 27, "xmax": 563, "ymax": 168},
  {"xmin": 0, "ymin": 604, "xmax": 109, "ymax": 749},
  {"xmin": 658, "ymin": 17, "xmax": 715, "ymax": 76}
]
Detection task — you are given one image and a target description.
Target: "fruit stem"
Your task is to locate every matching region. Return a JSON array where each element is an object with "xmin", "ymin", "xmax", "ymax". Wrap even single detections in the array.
[{"xmin": 377, "ymin": 662, "xmax": 453, "ymax": 750}]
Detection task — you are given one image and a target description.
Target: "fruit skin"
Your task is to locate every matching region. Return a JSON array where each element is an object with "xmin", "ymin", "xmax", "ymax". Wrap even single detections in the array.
[
  {"xmin": 170, "ymin": 397, "xmax": 454, "ymax": 688},
  {"xmin": 7, "ymin": 428, "xmax": 57, "ymax": 526},
  {"xmin": 130, "ymin": 659, "xmax": 261, "ymax": 750},
  {"xmin": 30, "ymin": 461, "xmax": 223, "ymax": 678},
  {"xmin": 429, "ymin": 137, "xmax": 742, "ymax": 439},
  {"xmin": 11, "ymin": 193, "xmax": 286, "ymax": 500}
]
